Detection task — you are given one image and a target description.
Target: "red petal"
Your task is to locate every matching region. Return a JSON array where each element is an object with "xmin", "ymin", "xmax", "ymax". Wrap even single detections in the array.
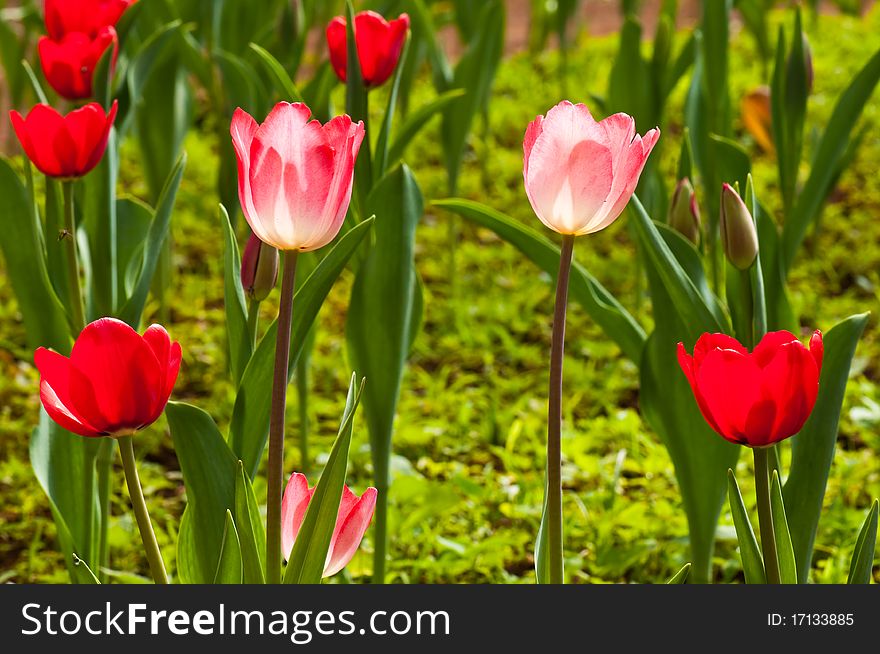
[
  {"xmin": 695, "ymin": 348, "xmax": 764, "ymax": 445},
  {"xmin": 752, "ymin": 330, "xmax": 799, "ymax": 368},
  {"xmin": 325, "ymin": 16, "xmax": 348, "ymax": 83},
  {"xmin": 142, "ymin": 324, "xmax": 180, "ymax": 417},
  {"xmin": 281, "ymin": 472, "xmax": 313, "ymax": 560},
  {"xmin": 761, "ymin": 342, "xmax": 820, "ymax": 444},
  {"xmin": 34, "ymin": 347, "xmax": 102, "ymax": 437},
  {"xmin": 692, "ymin": 332, "xmax": 747, "ymax": 368},
  {"xmin": 809, "ymin": 330, "xmax": 824, "ymax": 375},
  {"xmin": 325, "ymin": 486, "xmax": 377, "ymax": 577}
]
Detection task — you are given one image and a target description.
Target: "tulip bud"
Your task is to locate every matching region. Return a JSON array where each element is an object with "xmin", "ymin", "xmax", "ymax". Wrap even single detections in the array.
[
  {"xmin": 668, "ymin": 177, "xmax": 701, "ymax": 245},
  {"xmin": 241, "ymin": 232, "xmax": 279, "ymax": 301},
  {"xmin": 720, "ymin": 183, "xmax": 758, "ymax": 270}
]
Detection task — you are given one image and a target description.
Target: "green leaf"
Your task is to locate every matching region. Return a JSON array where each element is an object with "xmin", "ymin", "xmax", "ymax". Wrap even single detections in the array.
[
  {"xmin": 784, "ymin": 313, "xmax": 869, "ymax": 582},
  {"xmin": 30, "ymin": 412, "xmax": 102, "ymax": 584},
  {"xmin": 72, "ymin": 553, "xmax": 101, "ymax": 584},
  {"xmin": 440, "ymin": 0, "xmax": 504, "ymax": 193},
  {"xmin": 248, "ymin": 42, "xmax": 304, "ymax": 103},
  {"xmin": 629, "ymin": 194, "xmax": 729, "ymax": 338},
  {"xmin": 284, "ymin": 375, "xmax": 364, "ymax": 584},
  {"xmin": 115, "ymin": 198, "xmax": 154, "ymax": 304},
  {"xmin": 229, "ymin": 218, "xmax": 373, "ymax": 478},
  {"xmin": 770, "ymin": 471, "xmax": 797, "ymax": 584},
  {"xmin": 535, "ymin": 474, "xmax": 550, "ymax": 584},
  {"xmin": 847, "ymin": 500, "xmax": 878, "ymax": 584},
  {"xmin": 345, "ymin": 0, "xmax": 371, "ymax": 210},
  {"xmin": 639, "ymin": 223, "xmax": 739, "ymax": 584},
  {"xmin": 213, "ymin": 510, "xmax": 243, "ymax": 584},
  {"xmin": 234, "ymin": 461, "xmax": 266, "ymax": 584},
  {"xmin": 386, "ymin": 89, "xmax": 465, "ymax": 165},
  {"xmin": 347, "ymin": 165, "xmax": 422, "ymax": 492},
  {"xmin": 608, "ymin": 16, "xmax": 649, "ymax": 128},
  {"xmin": 433, "ymin": 198, "xmax": 646, "ymax": 363},
  {"xmin": 118, "ymin": 153, "xmax": 186, "ymax": 328},
  {"xmin": 166, "ymin": 401, "xmax": 238, "ymax": 584},
  {"xmin": 374, "ymin": 35, "xmax": 410, "ymax": 181},
  {"xmin": 666, "ymin": 562, "xmax": 691, "ymax": 584},
  {"xmin": 221, "ymin": 204, "xmax": 251, "ymax": 385},
  {"xmin": 0, "ymin": 158, "xmax": 68, "ymax": 352},
  {"xmin": 727, "ymin": 470, "xmax": 767, "ymax": 584},
  {"xmin": 781, "ymin": 46, "xmax": 880, "ymax": 273}
]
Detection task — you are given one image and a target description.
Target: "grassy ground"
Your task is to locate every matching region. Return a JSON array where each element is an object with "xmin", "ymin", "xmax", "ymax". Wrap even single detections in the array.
[{"xmin": 1, "ymin": 7, "xmax": 879, "ymax": 583}]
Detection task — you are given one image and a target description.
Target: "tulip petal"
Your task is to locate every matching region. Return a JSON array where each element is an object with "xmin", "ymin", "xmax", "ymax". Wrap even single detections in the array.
[
  {"xmin": 15, "ymin": 103, "xmax": 76, "ymax": 177},
  {"xmin": 324, "ymin": 487, "xmax": 377, "ymax": 577},
  {"xmin": 142, "ymin": 324, "xmax": 180, "ymax": 417},
  {"xmin": 325, "ymin": 17, "xmax": 348, "ymax": 82},
  {"xmin": 752, "ymin": 330, "xmax": 798, "ymax": 368},
  {"xmin": 69, "ymin": 318, "xmax": 163, "ymax": 434},
  {"xmin": 761, "ymin": 342, "xmax": 820, "ymax": 444},
  {"xmin": 809, "ymin": 330, "xmax": 824, "ymax": 374},
  {"xmin": 231, "ymin": 107, "xmax": 261, "ymax": 237},
  {"xmin": 692, "ymin": 332, "xmax": 747, "ymax": 368},
  {"xmin": 281, "ymin": 472, "xmax": 314, "ymax": 561},
  {"xmin": 696, "ymin": 348, "xmax": 764, "ymax": 444},
  {"xmin": 34, "ymin": 348, "xmax": 103, "ymax": 437}
]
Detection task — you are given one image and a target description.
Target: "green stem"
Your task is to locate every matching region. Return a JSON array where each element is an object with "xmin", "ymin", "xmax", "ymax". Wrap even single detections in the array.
[
  {"xmin": 546, "ymin": 233, "xmax": 575, "ymax": 584},
  {"xmin": 295, "ymin": 355, "xmax": 310, "ymax": 474},
  {"xmin": 96, "ymin": 438, "xmax": 114, "ymax": 583},
  {"xmin": 118, "ymin": 436, "xmax": 168, "ymax": 584},
  {"xmin": 739, "ymin": 268, "xmax": 754, "ymax": 349},
  {"xmin": 372, "ymin": 480, "xmax": 388, "ymax": 584},
  {"xmin": 754, "ymin": 446, "xmax": 781, "ymax": 584},
  {"xmin": 266, "ymin": 250, "xmax": 298, "ymax": 584},
  {"xmin": 62, "ymin": 181, "xmax": 86, "ymax": 333},
  {"xmin": 247, "ymin": 298, "xmax": 261, "ymax": 350}
]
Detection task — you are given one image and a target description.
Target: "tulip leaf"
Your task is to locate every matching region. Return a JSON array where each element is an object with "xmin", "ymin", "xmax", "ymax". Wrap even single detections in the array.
[
  {"xmin": 115, "ymin": 198, "xmax": 154, "ymax": 304},
  {"xmin": 0, "ymin": 158, "xmax": 69, "ymax": 352},
  {"xmin": 284, "ymin": 375, "xmax": 364, "ymax": 584},
  {"xmin": 781, "ymin": 45, "xmax": 880, "ymax": 273},
  {"xmin": 30, "ymin": 413, "xmax": 104, "ymax": 584},
  {"xmin": 784, "ymin": 313, "xmax": 869, "ymax": 582},
  {"xmin": 386, "ymin": 89, "xmax": 466, "ymax": 165},
  {"xmin": 166, "ymin": 401, "xmax": 238, "ymax": 584},
  {"xmin": 248, "ymin": 42, "xmax": 305, "ymax": 103},
  {"xmin": 347, "ymin": 165, "xmax": 422, "ymax": 494},
  {"xmin": 374, "ymin": 35, "xmax": 410, "ymax": 182},
  {"xmin": 666, "ymin": 563, "xmax": 691, "ymax": 584},
  {"xmin": 81, "ymin": 128, "xmax": 120, "ymax": 319},
  {"xmin": 639, "ymin": 225, "xmax": 740, "ymax": 583},
  {"xmin": 72, "ymin": 553, "xmax": 101, "ymax": 585},
  {"xmin": 229, "ymin": 218, "xmax": 373, "ymax": 478},
  {"xmin": 433, "ymin": 198, "xmax": 646, "ymax": 363},
  {"xmin": 234, "ymin": 461, "xmax": 266, "ymax": 584},
  {"xmin": 118, "ymin": 153, "xmax": 186, "ymax": 328},
  {"xmin": 727, "ymin": 470, "xmax": 767, "ymax": 584},
  {"xmin": 213, "ymin": 510, "xmax": 243, "ymax": 584},
  {"xmin": 847, "ymin": 500, "xmax": 879, "ymax": 584},
  {"xmin": 440, "ymin": 0, "xmax": 504, "ymax": 193},
  {"xmin": 220, "ymin": 204, "xmax": 251, "ymax": 385},
  {"xmin": 770, "ymin": 471, "xmax": 798, "ymax": 584},
  {"xmin": 21, "ymin": 59, "xmax": 49, "ymax": 105},
  {"xmin": 608, "ymin": 16, "xmax": 649, "ymax": 130},
  {"xmin": 345, "ymin": 0, "xmax": 371, "ymax": 214},
  {"xmin": 629, "ymin": 194, "xmax": 729, "ymax": 338}
]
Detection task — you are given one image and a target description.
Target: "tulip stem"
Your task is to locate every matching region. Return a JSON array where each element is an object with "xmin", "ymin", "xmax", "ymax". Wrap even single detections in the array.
[
  {"xmin": 546, "ymin": 234, "xmax": 575, "ymax": 584},
  {"xmin": 753, "ymin": 446, "xmax": 781, "ymax": 584},
  {"xmin": 62, "ymin": 181, "xmax": 86, "ymax": 333},
  {"xmin": 267, "ymin": 250, "xmax": 298, "ymax": 584},
  {"xmin": 738, "ymin": 268, "xmax": 754, "ymax": 349},
  {"xmin": 118, "ymin": 436, "xmax": 168, "ymax": 584}
]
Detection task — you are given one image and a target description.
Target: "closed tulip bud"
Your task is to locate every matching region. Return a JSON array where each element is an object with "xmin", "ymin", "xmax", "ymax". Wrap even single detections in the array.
[
  {"xmin": 720, "ymin": 183, "xmax": 758, "ymax": 270},
  {"xmin": 326, "ymin": 11, "xmax": 410, "ymax": 88},
  {"xmin": 668, "ymin": 177, "xmax": 701, "ymax": 245},
  {"xmin": 241, "ymin": 232, "xmax": 279, "ymax": 301}
]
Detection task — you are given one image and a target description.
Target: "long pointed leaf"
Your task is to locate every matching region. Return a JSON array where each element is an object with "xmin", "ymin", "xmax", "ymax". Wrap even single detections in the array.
[
  {"xmin": 728, "ymin": 470, "xmax": 767, "ymax": 585},
  {"xmin": 847, "ymin": 500, "xmax": 878, "ymax": 584},
  {"xmin": 770, "ymin": 471, "xmax": 797, "ymax": 584}
]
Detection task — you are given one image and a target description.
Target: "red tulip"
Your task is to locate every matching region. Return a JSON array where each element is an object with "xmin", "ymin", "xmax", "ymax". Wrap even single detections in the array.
[
  {"xmin": 34, "ymin": 318, "xmax": 181, "ymax": 438},
  {"xmin": 10, "ymin": 101, "xmax": 118, "ymax": 178},
  {"xmin": 281, "ymin": 472, "xmax": 377, "ymax": 577},
  {"xmin": 38, "ymin": 27, "xmax": 118, "ymax": 100},
  {"xmin": 44, "ymin": 0, "xmax": 136, "ymax": 40},
  {"xmin": 230, "ymin": 102, "xmax": 364, "ymax": 252},
  {"xmin": 326, "ymin": 11, "xmax": 410, "ymax": 88},
  {"xmin": 523, "ymin": 101, "xmax": 659, "ymax": 236},
  {"xmin": 677, "ymin": 330, "xmax": 824, "ymax": 447}
]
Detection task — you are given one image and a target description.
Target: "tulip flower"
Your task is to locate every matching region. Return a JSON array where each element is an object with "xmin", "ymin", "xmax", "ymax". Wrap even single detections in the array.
[
  {"xmin": 38, "ymin": 27, "xmax": 117, "ymax": 100},
  {"xmin": 720, "ymin": 183, "xmax": 759, "ymax": 271},
  {"xmin": 35, "ymin": 317, "xmax": 179, "ymax": 584},
  {"xmin": 35, "ymin": 318, "xmax": 181, "ymax": 438},
  {"xmin": 523, "ymin": 101, "xmax": 659, "ymax": 237},
  {"xmin": 241, "ymin": 231, "xmax": 279, "ymax": 303},
  {"xmin": 231, "ymin": 102, "xmax": 364, "ymax": 253},
  {"xmin": 231, "ymin": 101, "xmax": 363, "ymax": 583},
  {"xmin": 282, "ymin": 472, "xmax": 377, "ymax": 577},
  {"xmin": 678, "ymin": 329, "xmax": 823, "ymax": 584},
  {"xmin": 677, "ymin": 330, "xmax": 823, "ymax": 448},
  {"xmin": 326, "ymin": 11, "xmax": 410, "ymax": 88},
  {"xmin": 523, "ymin": 101, "xmax": 657, "ymax": 584},
  {"xmin": 44, "ymin": 0, "xmax": 136, "ymax": 40},
  {"xmin": 10, "ymin": 101, "xmax": 118, "ymax": 179},
  {"xmin": 668, "ymin": 177, "xmax": 701, "ymax": 246}
]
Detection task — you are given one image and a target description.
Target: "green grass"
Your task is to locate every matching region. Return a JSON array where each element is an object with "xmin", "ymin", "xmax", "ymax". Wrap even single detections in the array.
[{"xmin": 1, "ymin": 7, "xmax": 879, "ymax": 583}]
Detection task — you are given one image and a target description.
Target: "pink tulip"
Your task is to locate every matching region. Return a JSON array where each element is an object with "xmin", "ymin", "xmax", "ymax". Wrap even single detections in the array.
[
  {"xmin": 281, "ymin": 472, "xmax": 377, "ymax": 577},
  {"xmin": 523, "ymin": 101, "xmax": 659, "ymax": 236},
  {"xmin": 230, "ymin": 102, "xmax": 364, "ymax": 252}
]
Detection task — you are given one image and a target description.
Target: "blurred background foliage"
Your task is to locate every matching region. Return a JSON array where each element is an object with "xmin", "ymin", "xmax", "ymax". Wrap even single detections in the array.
[{"xmin": 0, "ymin": 0, "xmax": 878, "ymax": 583}]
